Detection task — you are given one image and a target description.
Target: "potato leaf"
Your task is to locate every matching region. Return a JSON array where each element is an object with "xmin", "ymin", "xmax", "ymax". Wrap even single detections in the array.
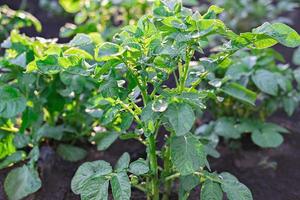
[
  {"xmin": 170, "ymin": 133, "xmax": 206, "ymax": 175},
  {"xmin": 4, "ymin": 165, "xmax": 41, "ymax": 200}
]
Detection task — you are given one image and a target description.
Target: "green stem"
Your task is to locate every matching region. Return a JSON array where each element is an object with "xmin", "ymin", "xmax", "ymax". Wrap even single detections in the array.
[
  {"xmin": 121, "ymin": 57, "xmax": 148, "ymax": 104},
  {"xmin": 179, "ymin": 48, "xmax": 193, "ymax": 92},
  {"xmin": 117, "ymin": 100, "xmax": 142, "ymax": 125},
  {"xmin": 162, "ymin": 144, "xmax": 172, "ymax": 200},
  {"xmin": 133, "ymin": 184, "xmax": 147, "ymax": 193},
  {"xmin": 165, "ymin": 173, "xmax": 180, "ymax": 182},
  {"xmin": 148, "ymin": 134, "xmax": 159, "ymax": 200}
]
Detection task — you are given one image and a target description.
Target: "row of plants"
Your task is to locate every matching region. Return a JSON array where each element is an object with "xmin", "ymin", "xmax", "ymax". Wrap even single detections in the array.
[{"xmin": 0, "ymin": 0, "xmax": 300, "ymax": 200}]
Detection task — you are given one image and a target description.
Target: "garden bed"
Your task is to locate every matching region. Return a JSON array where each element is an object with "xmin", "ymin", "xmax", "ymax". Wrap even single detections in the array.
[
  {"xmin": 1, "ymin": 112, "xmax": 300, "ymax": 200},
  {"xmin": 1, "ymin": 1, "xmax": 300, "ymax": 200},
  {"xmin": 0, "ymin": 113, "xmax": 300, "ymax": 200}
]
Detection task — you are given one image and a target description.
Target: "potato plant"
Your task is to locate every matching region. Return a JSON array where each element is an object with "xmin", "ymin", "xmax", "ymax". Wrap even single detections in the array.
[
  {"xmin": 68, "ymin": 1, "xmax": 299, "ymax": 200},
  {"xmin": 58, "ymin": 0, "xmax": 198, "ymax": 39},
  {"xmin": 0, "ymin": 31, "xmax": 104, "ymax": 199},
  {"xmin": 206, "ymin": 0, "xmax": 299, "ymax": 32},
  {"xmin": 0, "ymin": 5, "xmax": 41, "ymax": 42},
  {"xmin": 0, "ymin": 0, "xmax": 299, "ymax": 200},
  {"xmin": 195, "ymin": 48, "xmax": 300, "ymax": 149}
]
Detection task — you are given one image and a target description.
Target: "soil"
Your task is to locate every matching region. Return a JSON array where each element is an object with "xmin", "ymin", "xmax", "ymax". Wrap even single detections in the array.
[{"xmin": 1, "ymin": 0, "xmax": 300, "ymax": 200}]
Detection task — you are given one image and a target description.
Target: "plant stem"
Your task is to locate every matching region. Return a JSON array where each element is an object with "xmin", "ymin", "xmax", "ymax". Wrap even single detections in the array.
[
  {"xmin": 148, "ymin": 134, "xmax": 159, "ymax": 200},
  {"xmin": 162, "ymin": 144, "xmax": 172, "ymax": 200},
  {"xmin": 179, "ymin": 48, "xmax": 193, "ymax": 92},
  {"xmin": 165, "ymin": 173, "xmax": 181, "ymax": 181},
  {"xmin": 133, "ymin": 184, "xmax": 147, "ymax": 193}
]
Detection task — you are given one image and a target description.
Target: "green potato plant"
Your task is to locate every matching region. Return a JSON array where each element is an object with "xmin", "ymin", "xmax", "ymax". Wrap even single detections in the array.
[
  {"xmin": 0, "ymin": 31, "xmax": 106, "ymax": 200},
  {"xmin": 0, "ymin": 0, "xmax": 300, "ymax": 199},
  {"xmin": 0, "ymin": 5, "xmax": 41, "ymax": 42},
  {"xmin": 67, "ymin": 1, "xmax": 300, "ymax": 200},
  {"xmin": 196, "ymin": 48, "xmax": 300, "ymax": 149},
  {"xmin": 58, "ymin": 0, "xmax": 198, "ymax": 40},
  {"xmin": 206, "ymin": 0, "xmax": 299, "ymax": 32},
  {"xmin": 59, "ymin": 0, "xmax": 153, "ymax": 39}
]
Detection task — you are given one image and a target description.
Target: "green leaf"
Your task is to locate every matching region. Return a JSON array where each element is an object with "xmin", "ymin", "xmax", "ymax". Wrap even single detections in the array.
[
  {"xmin": 59, "ymin": 0, "xmax": 82, "ymax": 13},
  {"xmin": 80, "ymin": 177, "xmax": 109, "ymax": 200},
  {"xmin": 4, "ymin": 165, "xmax": 41, "ymax": 200},
  {"xmin": 115, "ymin": 152, "xmax": 130, "ymax": 171},
  {"xmin": 141, "ymin": 102, "xmax": 160, "ymax": 123},
  {"xmin": 0, "ymin": 134, "xmax": 16, "ymax": 159},
  {"xmin": 162, "ymin": 16, "xmax": 187, "ymax": 29},
  {"xmin": 253, "ymin": 22, "xmax": 300, "ymax": 48},
  {"xmin": 36, "ymin": 55, "xmax": 61, "ymax": 74},
  {"xmin": 64, "ymin": 47, "xmax": 93, "ymax": 60},
  {"xmin": 293, "ymin": 47, "xmax": 300, "ymax": 65},
  {"xmin": 221, "ymin": 83, "xmax": 257, "ymax": 105},
  {"xmin": 203, "ymin": 5, "xmax": 224, "ymax": 19},
  {"xmin": 0, "ymin": 85, "xmax": 26, "ymax": 118},
  {"xmin": 13, "ymin": 133, "xmax": 30, "ymax": 148},
  {"xmin": 92, "ymin": 131, "xmax": 119, "ymax": 151},
  {"xmin": 283, "ymin": 97, "xmax": 298, "ymax": 116},
  {"xmin": 252, "ymin": 70, "xmax": 278, "ymax": 95},
  {"xmin": 95, "ymin": 42, "xmax": 122, "ymax": 61},
  {"xmin": 201, "ymin": 180, "xmax": 223, "ymax": 200},
  {"xmin": 71, "ymin": 160, "xmax": 112, "ymax": 194},
  {"xmin": 178, "ymin": 174, "xmax": 199, "ymax": 199},
  {"xmin": 214, "ymin": 118, "xmax": 241, "ymax": 139},
  {"xmin": 10, "ymin": 52, "xmax": 27, "ymax": 68},
  {"xmin": 170, "ymin": 133, "xmax": 206, "ymax": 175},
  {"xmin": 0, "ymin": 151, "xmax": 25, "ymax": 170},
  {"xmin": 28, "ymin": 146, "xmax": 40, "ymax": 163},
  {"xmin": 251, "ymin": 129, "xmax": 283, "ymax": 148},
  {"xmin": 111, "ymin": 172, "xmax": 131, "ymax": 200},
  {"xmin": 69, "ymin": 33, "xmax": 92, "ymax": 47},
  {"xmin": 36, "ymin": 124, "xmax": 67, "ymax": 141},
  {"xmin": 129, "ymin": 158, "xmax": 149, "ymax": 175},
  {"xmin": 220, "ymin": 172, "xmax": 253, "ymax": 200},
  {"xmin": 57, "ymin": 144, "xmax": 87, "ymax": 162},
  {"xmin": 165, "ymin": 103, "xmax": 195, "ymax": 136}
]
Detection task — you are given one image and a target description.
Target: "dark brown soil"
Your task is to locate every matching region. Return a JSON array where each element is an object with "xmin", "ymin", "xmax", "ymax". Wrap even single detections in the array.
[{"xmin": 189, "ymin": 113, "xmax": 300, "ymax": 200}]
